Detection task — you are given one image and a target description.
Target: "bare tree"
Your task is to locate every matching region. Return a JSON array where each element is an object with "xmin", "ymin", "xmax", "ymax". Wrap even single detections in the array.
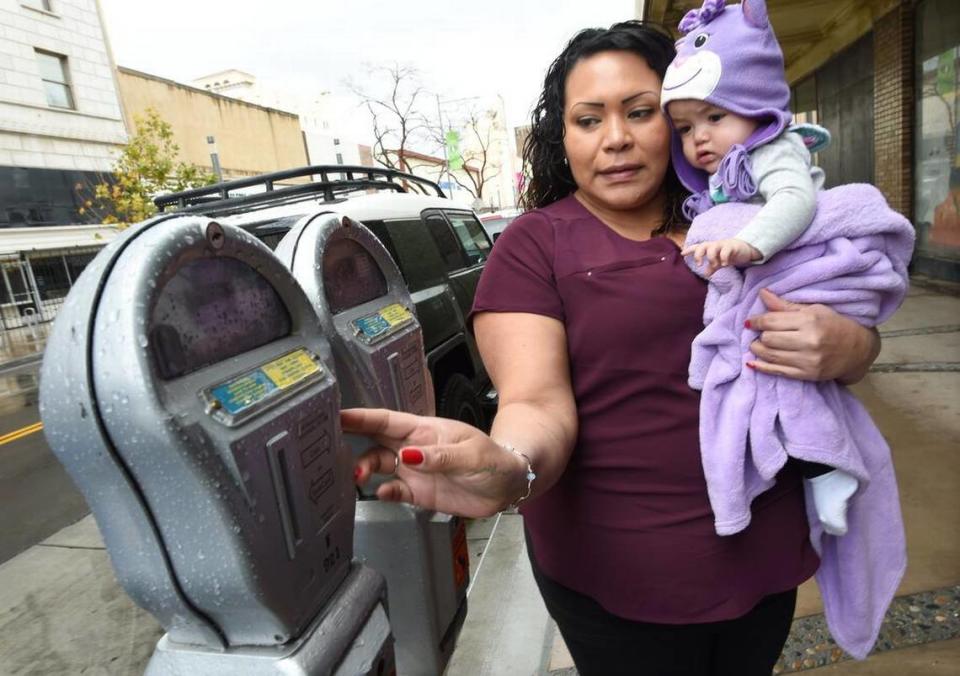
[
  {"xmin": 348, "ymin": 63, "xmax": 432, "ymax": 191},
  {"xmin": 427, "ymin": 105, "xmax": 502, "ymax": 202}
]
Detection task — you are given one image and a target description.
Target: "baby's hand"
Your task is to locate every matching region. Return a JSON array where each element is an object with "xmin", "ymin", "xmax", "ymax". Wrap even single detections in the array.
[{"xmin": 681, "ymin": 238, "xmax": 762, "ymax": 276}]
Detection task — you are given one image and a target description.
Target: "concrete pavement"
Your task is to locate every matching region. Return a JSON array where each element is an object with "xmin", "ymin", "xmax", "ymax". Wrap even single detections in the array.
[{"xmin": 0, "ymin": 282, "xmax": 957, "ymax": 675}]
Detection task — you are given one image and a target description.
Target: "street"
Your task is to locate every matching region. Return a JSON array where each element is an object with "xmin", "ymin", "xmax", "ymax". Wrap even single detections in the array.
[{"xmin": 0, "ymin": 360, "xmax": 88, "ymax": 564}]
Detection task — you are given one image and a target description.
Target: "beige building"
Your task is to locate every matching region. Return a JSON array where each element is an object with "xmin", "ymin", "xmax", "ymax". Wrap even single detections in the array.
[
  {"xmin": 192, "ymin": 69, "xmax": 370, "ymax": 170},
  {"xmin": 115, "ymin": 67, "xmax": 308, "ymax": 179}
]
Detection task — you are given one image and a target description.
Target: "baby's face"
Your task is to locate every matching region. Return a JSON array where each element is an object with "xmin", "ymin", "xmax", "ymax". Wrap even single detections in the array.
[{"xmin": 667, "ymin": 100, "xmax": 758, "ymax": 174}]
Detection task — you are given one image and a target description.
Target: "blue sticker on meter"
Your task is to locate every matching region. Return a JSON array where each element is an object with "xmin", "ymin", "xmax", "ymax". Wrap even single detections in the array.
[
  {"xmin": 352, "ymin": 303, "xmax": 414, "ymax": 344},
  {"xmin": 353, "ymin": 313, "xmax": 392, "ymax": 340},
  {"xmin": 211, "ymin": 370, "xmax": 278, "ymax": 415}
]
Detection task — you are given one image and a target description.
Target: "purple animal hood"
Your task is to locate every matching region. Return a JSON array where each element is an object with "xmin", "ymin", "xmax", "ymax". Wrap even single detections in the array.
[{"xmin": 660, "ymin": 0, "xmax": 793, "ymax": 195}]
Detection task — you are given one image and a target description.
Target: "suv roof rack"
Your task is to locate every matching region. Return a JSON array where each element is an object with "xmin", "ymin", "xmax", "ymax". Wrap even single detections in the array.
[{"xmin": 154, "ymin": 165, "xmax": 446, "ymax": 217}]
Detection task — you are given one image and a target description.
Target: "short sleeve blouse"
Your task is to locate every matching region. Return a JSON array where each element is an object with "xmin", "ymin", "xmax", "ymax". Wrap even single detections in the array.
[{"xmin": 472, "ymin": 195, "xmax": 818, "ymax": 623}]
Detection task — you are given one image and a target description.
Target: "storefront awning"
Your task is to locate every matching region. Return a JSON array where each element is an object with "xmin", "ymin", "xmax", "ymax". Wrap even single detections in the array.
[{"xmin": 643, "ymin": 0, "xmax": 901, "ymax": 83}]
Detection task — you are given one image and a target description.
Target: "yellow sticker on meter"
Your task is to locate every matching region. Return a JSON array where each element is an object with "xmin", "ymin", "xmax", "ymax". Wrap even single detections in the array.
[
  {"xmin": 262, "ymin": 349, "xmax": 321, "ymax": 390},
  {"xmin": 380, "ymin": 303, "xmax": 413, "ymax": 327}
]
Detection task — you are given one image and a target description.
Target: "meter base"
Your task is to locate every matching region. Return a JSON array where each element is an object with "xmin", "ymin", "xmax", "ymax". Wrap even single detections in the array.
[
  {"xmin": 145, "ymin": 564, "xmax": 393, "ymax": 676},
  {"xmin": 355, "ymin": 501, "xmax": 468, "ymax": 676}
]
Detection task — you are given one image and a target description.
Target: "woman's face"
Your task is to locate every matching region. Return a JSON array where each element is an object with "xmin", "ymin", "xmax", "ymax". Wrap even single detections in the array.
[{"xmin": 563, "ymin": 50, "xmax": 671, "ymax": 214}]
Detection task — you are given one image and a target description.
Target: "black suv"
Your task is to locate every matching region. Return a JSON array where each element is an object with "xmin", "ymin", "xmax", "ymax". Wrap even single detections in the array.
[{"xmin": 156, "ymin": 166, "xmax": 496, "ymax": 429}]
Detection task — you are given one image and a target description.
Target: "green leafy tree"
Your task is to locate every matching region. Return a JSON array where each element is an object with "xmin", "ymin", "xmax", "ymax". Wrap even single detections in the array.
[{"xmin": 78, "ymin": 108, "xmax": 216, "ymax": 226}]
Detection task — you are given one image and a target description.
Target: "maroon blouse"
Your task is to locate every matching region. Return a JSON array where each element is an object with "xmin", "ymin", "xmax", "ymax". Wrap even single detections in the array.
[{"xmin": 471, "ymin": 195, "xmax": 818, "ymax": 624}]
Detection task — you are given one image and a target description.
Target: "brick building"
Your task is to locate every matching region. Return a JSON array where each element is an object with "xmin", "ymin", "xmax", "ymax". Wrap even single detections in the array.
[{"xmin": 643, "ymin": 0, "xmax": 960, "ymax": 282}]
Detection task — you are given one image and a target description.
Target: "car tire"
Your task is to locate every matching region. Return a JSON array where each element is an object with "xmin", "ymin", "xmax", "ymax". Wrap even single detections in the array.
[{"xmin": 437, "ymin": 374, "xmax": 485, "ymax": 429}]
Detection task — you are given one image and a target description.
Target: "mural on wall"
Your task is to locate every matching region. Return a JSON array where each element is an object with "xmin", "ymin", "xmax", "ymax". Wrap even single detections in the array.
[{"xmin": 922, "ymin": 46, "xmax": 960, "ymax": 250}]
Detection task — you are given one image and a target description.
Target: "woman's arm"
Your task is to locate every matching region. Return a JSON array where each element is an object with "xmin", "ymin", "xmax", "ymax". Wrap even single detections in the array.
[
  {"xmin": 345, "ymin": 311, "xmax": 577, "ymax": 516},
  {"xmin": 475, "ymin": 311, "xmax": 578, "ymax": 501},
  {"xmin": 745, "ymin": 288, "xmax": 881, "ymax": 384}
]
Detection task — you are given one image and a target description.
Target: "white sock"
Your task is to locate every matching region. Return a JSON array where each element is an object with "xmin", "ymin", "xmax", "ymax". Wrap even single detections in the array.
[{"xmin": 808, "ymin": 469, "xmax": 859, "ymax": 536}]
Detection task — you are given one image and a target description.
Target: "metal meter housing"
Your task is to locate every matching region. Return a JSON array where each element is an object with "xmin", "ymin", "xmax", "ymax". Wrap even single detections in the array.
[
  {"xmin": 275, "ymin": 211, "xmax": 430, "ymax": 421},
  {"xmin": 39, "ymin": 215, "xmax": 355, "ymax": 649}
]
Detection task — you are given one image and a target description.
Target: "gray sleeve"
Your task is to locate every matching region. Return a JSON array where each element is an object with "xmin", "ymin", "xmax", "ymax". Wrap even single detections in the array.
[{"xmin": 735, "ymin": 135, "xmax": 818, "ymax": 262}]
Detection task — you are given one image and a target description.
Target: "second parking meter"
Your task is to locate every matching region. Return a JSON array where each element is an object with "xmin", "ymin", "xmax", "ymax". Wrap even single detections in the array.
[
  {"xmin": 275, "ymin": 213, "xmax": 431, "ymax": 424},
  {"xmin": 39, "ymin": 214, "xmax": 393, "ymax": 673},
  {"xmin": 276, "ymin": 211, "xmax": 469, "ymax": 676}
]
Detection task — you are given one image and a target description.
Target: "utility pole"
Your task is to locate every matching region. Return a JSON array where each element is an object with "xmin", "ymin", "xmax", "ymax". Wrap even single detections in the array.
[
  {"xmin": 206, "ymin": 135, "xmax": 223, "ymax": 182},
  {"xmin": 435, "ymin": 95, "xmax": 451, "ymax": 196}
]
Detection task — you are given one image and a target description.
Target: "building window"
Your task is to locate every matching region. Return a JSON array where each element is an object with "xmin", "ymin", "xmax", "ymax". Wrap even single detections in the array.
[
  {"xmin": 0, "ymin": 166, "xmax": 107, "ymax": 226},
  {"xmin": 34, "ymin": 49, "xmax": 74, "ymax": 109},
  {"xmin": 335, "ymin": 152, "xmax": 344, "ymax": 165},
  {"xmin": 916, "ymin": 0, "xmax": 960, "ymax": 261},
  {"xmin": 22, "ymin": 1, "xmax": 53, "ymax": 11},
  {"xmin": 333, "ymin": 138, "xmax": 341, "ymax": 146}
]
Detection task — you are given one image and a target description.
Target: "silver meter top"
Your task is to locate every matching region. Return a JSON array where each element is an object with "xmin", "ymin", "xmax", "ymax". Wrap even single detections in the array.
[
  {"xmin": 40, "ymin": 216, "xmax": 354, "ymax": 649},
  {"xmin": 276, "ymin": 212, "xmax": 430, "ymax": 418}
]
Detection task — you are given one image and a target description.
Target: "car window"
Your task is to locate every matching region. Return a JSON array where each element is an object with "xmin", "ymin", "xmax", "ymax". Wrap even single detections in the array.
[
  {"xmin": 424, "ymin": 213, "xmax": 470, "ymax": 272},
  {"xmin": 363, "ymin": 220, "xmax": 401, "ymax": 266},
  {"xmin": 444, "ymin": 211, "xmax": 491, "ymax": 264},
  {"xmin": 381, "ymin": 218, "xmax": 448, "ymax": 292},
  {"xmin": 256, "ymin": 231, "xmax": 286, "ymax": 250}
]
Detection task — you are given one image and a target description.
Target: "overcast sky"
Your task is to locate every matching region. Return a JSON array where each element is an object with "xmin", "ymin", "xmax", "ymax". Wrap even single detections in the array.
[{"xmin": 98, "ymin": 0, "xmax": 639, "ymax": 128}]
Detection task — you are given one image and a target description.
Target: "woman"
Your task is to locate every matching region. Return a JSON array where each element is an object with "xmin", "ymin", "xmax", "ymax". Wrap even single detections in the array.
[{"xmin": 345, "ymin": 21, "xmax": 880, "ymax": 676}]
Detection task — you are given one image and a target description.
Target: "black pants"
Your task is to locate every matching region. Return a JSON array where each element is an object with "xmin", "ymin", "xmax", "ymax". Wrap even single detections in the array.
[
  {"xmin": 790, "ymin": 457, "xmax": 832, "ymax": 479},
  {"xmin": 529, "ymin": 546, "xmax": 796, "ymax": 676}
]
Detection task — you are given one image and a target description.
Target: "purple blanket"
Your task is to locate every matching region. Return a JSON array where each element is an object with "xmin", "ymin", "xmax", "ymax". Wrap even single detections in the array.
[{"xmin": 684, "ymin": 183, "xmax": 913, "ymax": 659}]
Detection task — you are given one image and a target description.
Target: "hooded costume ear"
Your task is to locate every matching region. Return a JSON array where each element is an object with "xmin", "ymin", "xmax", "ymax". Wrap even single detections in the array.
[{"xmin": 742, "ymin": 0, "xmax": 770, "ymax": 29}]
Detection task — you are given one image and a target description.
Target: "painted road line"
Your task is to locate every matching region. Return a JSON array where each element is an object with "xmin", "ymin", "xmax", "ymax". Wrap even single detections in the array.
[{"xmin": 0, "ymin": 421, "xmax": 43, "ymax": 446}]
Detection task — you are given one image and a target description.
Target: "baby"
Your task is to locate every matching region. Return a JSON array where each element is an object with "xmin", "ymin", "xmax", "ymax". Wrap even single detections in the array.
[{"xmin": 661, "ymin": 0, "xmax": 858, "ymax": 536}]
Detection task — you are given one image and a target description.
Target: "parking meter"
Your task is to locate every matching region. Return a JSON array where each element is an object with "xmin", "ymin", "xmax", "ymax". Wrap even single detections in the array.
[
  {"xmin": 275, "ymin": 213, "xmax": 431, "ymax": 425},
  {"xmin": 40, "ymin": 214, "xmax": 393, "ymax": 674},
  {"xmin": 276, "ymin": 211, "xmax": 469, "ymax": 676}
]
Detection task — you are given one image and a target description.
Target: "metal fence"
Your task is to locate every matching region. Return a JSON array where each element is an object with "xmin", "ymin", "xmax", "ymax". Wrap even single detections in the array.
[{"xmin": 0, "ymin": 248, "xmax": 99, "ymax": 359}]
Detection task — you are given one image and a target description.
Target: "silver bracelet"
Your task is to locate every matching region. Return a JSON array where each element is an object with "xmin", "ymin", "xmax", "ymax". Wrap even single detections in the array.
[{"xmin": 499, "ymin": 443, "xmax": 536, "ymax": 509}]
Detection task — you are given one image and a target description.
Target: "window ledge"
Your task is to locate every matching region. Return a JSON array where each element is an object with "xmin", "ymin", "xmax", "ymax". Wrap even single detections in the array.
[
  {"xmin": 0, "ymin": 97, "xmax": 122, "ymax": 123},
  {"xmin": 21, "ymin": 4, "xmax": 60, "ymax": 19}
]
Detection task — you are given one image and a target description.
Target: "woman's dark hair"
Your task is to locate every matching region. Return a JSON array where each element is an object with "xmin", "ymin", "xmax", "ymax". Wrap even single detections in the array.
[{"xmin": 521, "ymin": 20, "xmax": 689, "ymax": 236}]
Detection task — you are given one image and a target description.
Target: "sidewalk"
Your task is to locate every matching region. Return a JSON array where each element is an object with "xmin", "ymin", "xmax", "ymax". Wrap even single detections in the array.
[
  {"xmin": 0, "ymin": 510, "xmax": 550, "ymax": 675},
  {"xmin": 0, "ymin": 284, "xmax": 957, "ymax": 675}
]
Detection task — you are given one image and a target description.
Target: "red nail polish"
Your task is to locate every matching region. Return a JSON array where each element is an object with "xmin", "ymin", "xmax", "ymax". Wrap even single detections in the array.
[
  {"xmin": 353, "ymin": 466, "xmax": 362, "ymax": 481},
  {"xmin": 746, "ymin": 362, "xmax": 756, "ymax": 370},
  {"xmin": 401, "ymin": 448, "xmax": 424, "ymax": 465},
  {"xmin": 744, "ymin": 320, "xmax": 752, "ymax": 329}
]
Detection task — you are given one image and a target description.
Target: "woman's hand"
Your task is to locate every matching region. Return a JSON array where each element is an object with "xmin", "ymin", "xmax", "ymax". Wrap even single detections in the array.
[
  {"xmin": 342, "ymin": 408, "xmax": 528, "ymax": 518},
  {"xmin": 745, "ymin": 288, "xmax": 880, "ymax": 383}
]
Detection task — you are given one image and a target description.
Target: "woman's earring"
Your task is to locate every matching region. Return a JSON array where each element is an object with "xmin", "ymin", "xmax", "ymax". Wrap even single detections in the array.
[{"xmin": 562, "ymin": 156, "xmax": 569, "ymax": 167}]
